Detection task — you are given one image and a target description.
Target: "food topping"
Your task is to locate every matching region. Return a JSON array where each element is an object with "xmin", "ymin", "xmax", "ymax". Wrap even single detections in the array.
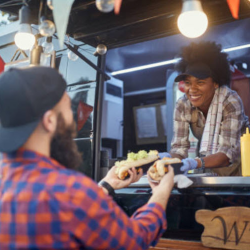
[{"xmin": 114, "ymin": 150, "xmax": 159, "ymax": 178}]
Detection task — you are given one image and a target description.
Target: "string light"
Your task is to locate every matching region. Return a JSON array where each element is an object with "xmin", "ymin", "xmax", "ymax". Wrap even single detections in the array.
[
  {"xmin": 96, "ymin": 0, "xmax": 115, "ymax": 13},
  {"xmin": 68, "ymin": 45, "xmax": 79, "ymax": 61},
  {"xmin": 94, "ymin": 44, "xmax": 107, "ymax": 56},
  {"xmin": 111, "ymin": 43, "xmax": 250, "ymax": 75},
  {"xmin": 177, "ymin": 0, "xmax": 208, "ymax": 38},
  {"xmin": 39, "ymin": 16, "xmax": 55, "ymax": 37},
  {"xmin": 14, "ymin": 6, "xmax": 35, "ymax": 50}
]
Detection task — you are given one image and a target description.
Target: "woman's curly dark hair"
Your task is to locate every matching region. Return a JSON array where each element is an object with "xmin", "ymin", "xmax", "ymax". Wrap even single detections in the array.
[{"xmin": 175, "ymin": 41, "xmax": 231, "ymax": 86}]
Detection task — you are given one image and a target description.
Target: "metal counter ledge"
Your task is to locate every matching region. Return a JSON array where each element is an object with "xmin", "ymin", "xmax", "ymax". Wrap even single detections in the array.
[
  {"xmin": 115, "ymin": 174, "xmax": 250, "ymax": 195},
  {"xmin": 114, "ymin": 174, "xmax": 250, "ymax": 242}
]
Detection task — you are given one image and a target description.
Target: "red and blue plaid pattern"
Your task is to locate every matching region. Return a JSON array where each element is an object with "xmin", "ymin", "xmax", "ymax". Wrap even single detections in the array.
[{"xmin": 0, "ymin": 149, "xmax": 167, "ymax": 249}]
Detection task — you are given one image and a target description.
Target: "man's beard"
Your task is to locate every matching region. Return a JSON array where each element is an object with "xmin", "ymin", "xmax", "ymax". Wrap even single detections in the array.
[{"xmin": 50, "ymin": 113, "xmax": 82, "ymax": 170}]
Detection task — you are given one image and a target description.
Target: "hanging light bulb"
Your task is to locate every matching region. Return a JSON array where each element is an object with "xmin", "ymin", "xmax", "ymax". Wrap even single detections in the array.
[
  {"xmin": 96, "ymin": 0, "xmax": 115, "ymax": 13},
  {"xmin": 177, "ymin": 0, "xmax": 208, "ymax": 38},
  {"xmin": 14, "ymin": 6, "xmax": 35, "ymax": 50},
  {"xmin": 15, "ymin": 25, "xmax": 36, "ymax": 51},
  {"xmin": 68, "ymin": 50, "xmax": 79, "ymax": 61},
  {"xmin": 39, "ymin": 16, "xmax": 56, "ymax": 37},
  {"xmin": 42, "ymin": 36, "xmax": 54, "ymax": 54},
  {"xmin": 68, "ymin": 45, "xmax": 79, "ymax": 61},
  {"xmin": 94, "ymin": 44, "xmax": 107, "ymax": 56}
]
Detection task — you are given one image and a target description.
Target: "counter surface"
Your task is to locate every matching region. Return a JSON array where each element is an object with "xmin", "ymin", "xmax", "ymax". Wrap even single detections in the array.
[
  {"xmin": 114, "ymin": 175, "xmax": 250, "ymax": 242},
  {"xmin": 115, "ymin": 175, "xmax": 250, "ymax": 196},
  {"xmin": 128, "ymin": 174, "xmax": 250, "ymax": 187}
]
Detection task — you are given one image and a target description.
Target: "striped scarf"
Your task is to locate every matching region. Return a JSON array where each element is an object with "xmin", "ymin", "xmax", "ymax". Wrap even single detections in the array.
[{"xmin": 200, "ymin": 86, "xmax": 229, "ymax": 156}]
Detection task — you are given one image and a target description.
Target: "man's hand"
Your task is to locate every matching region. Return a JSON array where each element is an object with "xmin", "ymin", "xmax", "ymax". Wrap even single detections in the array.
[
  {"xmin": 101, "ymin": 166, "xmax": 143, "ymax": 190},
  {"xmin": 147, "ymin": 166, "xmax": 174, "ymax": 208},
  {"xmin": 181, "ymin": 158, "xmax": 198, "ymax": 174},
  {"xmin": 147, "ymin": 166, "xmax": 174, "ymax": 194}
]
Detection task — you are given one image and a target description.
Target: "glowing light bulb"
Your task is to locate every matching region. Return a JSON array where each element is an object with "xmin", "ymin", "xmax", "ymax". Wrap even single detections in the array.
[
  {"xmin": 177, "ymin": 0, "xmax": 208, "ymax": 38},
  {"xmin": 39, "ymin": 19, "xmax": 55, "ymax": 37},
  {"xmin": 96, "ymin": 0, "xmax": 115, "ymax": 13},
  {"xmin": 178, "ymin": 11, "xmax": 208, "ymax": 38},
  {"xmin": 67, "ymin": 50, "xmax": 79, "ymax": 61},
  {"xmin": 14, "ymin": 6, "xmax": 35, "ymax": 50},
  {"xmin": 14, "ymin": 24, "xmax": 35, "ymax": 50}
]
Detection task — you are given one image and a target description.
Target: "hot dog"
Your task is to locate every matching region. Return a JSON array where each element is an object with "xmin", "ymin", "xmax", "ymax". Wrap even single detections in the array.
[
  {"xmin": 115, "ymin": 150, "xmax": 159, "ymax": 180},
  {"xmin": 148, "ymin": 157, "xmax": 181, "ymax": 181}
]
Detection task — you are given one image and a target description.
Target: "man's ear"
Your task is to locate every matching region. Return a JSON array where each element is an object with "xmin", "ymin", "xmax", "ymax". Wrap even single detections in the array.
[
  {"xmin": 41, "ymin": 110, "xmax": 57, "ymax": 134},
  {"xmin": 214, "ymin": 82, "xmax": 219, "ymax": 89}
]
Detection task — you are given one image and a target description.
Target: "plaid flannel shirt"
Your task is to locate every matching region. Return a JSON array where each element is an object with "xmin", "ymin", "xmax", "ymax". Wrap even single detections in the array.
[
  {"xmin": 0, "ymin": 149, "xmax": 166, "ymax": 250},
  {"xmin": 170, "ymin": 88, "xmax": 249, "ymax": 162}
]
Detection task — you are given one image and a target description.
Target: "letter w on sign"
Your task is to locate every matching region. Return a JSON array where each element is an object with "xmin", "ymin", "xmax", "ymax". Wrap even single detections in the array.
[{"xmin": 196, "ymin": 207, "xmax": 250, "ymax": 250}]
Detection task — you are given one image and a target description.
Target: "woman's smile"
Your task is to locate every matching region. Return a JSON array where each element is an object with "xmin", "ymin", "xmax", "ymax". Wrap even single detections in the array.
[{"xmin": 189, "ymin": 94, "xmax": 202, "ymax": 102}]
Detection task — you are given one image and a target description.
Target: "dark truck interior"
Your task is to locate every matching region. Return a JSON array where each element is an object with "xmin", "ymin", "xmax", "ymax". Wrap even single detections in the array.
[
  {"xmin": 105, "ymin": 18, "xmax": 250, "ymax": 158},
  {"xmin": 1, "ymin": 0, "xmax": 250, "ymax": 243},
  {"xmin": 2, "ymin": 1, "xmax": 250, "ymax": 158}
]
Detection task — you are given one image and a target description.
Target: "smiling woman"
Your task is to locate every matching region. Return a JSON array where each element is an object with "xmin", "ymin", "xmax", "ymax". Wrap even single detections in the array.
[
  {"xmin": 169, "ymin": 41, "xmax": 250, "ymax": 176},
  {"xmin": 183, "ymin": 76, "xmax": 218, "ymax": 117}
]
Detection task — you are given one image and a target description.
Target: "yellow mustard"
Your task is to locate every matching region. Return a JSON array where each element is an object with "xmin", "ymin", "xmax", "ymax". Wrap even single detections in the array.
[{"xmin": 241, "ymin": 127, "xmax": 250, "ymax": 176}]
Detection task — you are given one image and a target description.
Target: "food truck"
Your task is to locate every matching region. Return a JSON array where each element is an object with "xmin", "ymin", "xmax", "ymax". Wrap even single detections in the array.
[{"xmin": 0, "ymin": 0, "xmax": 250, "ymax": 249}]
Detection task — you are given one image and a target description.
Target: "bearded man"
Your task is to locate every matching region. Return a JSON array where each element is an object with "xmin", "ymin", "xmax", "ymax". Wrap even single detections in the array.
[{"xmin": 0, "ymin": 67, "xmax": 174, "ymax": 250}]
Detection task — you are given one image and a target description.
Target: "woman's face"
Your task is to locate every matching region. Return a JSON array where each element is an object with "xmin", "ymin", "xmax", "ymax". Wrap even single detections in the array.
[{"xmin": 184, "ymin": 76, "xmax": 219, "ymax": 112}]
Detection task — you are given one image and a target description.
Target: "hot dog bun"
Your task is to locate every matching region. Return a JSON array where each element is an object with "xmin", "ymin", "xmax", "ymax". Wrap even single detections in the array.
[
  {"xmin": 115, "ymin": 150, "xmax": 159, "ymax": 180},
  {"xmin": 148, "ymin": 157, "xmax": 181, "ymax": 181}
]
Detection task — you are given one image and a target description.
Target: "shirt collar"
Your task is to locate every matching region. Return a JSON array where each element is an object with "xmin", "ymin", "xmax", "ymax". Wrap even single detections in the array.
[
  {"xmin": 184, "ymin": 94, "xmax": 206, "ymax": 115},
  {"xmin": 2, "ymin": 148, "xmax": 66, "ymax": 170}
]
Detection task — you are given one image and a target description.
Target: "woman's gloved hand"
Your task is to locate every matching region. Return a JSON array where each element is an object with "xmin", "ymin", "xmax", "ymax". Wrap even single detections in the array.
[
  {"xmin": 158, "ymin": 152, "xmax": 171, "ymax": 159},
  {"xmin": 180, "ymin": 158, "xmax": 198, "ymax": 174}
]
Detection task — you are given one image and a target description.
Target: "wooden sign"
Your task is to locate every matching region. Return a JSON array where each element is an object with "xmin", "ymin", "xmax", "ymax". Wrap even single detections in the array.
[{"xmin": 196, "ymin": 207, "xmax": 250, "ymax": 250}]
